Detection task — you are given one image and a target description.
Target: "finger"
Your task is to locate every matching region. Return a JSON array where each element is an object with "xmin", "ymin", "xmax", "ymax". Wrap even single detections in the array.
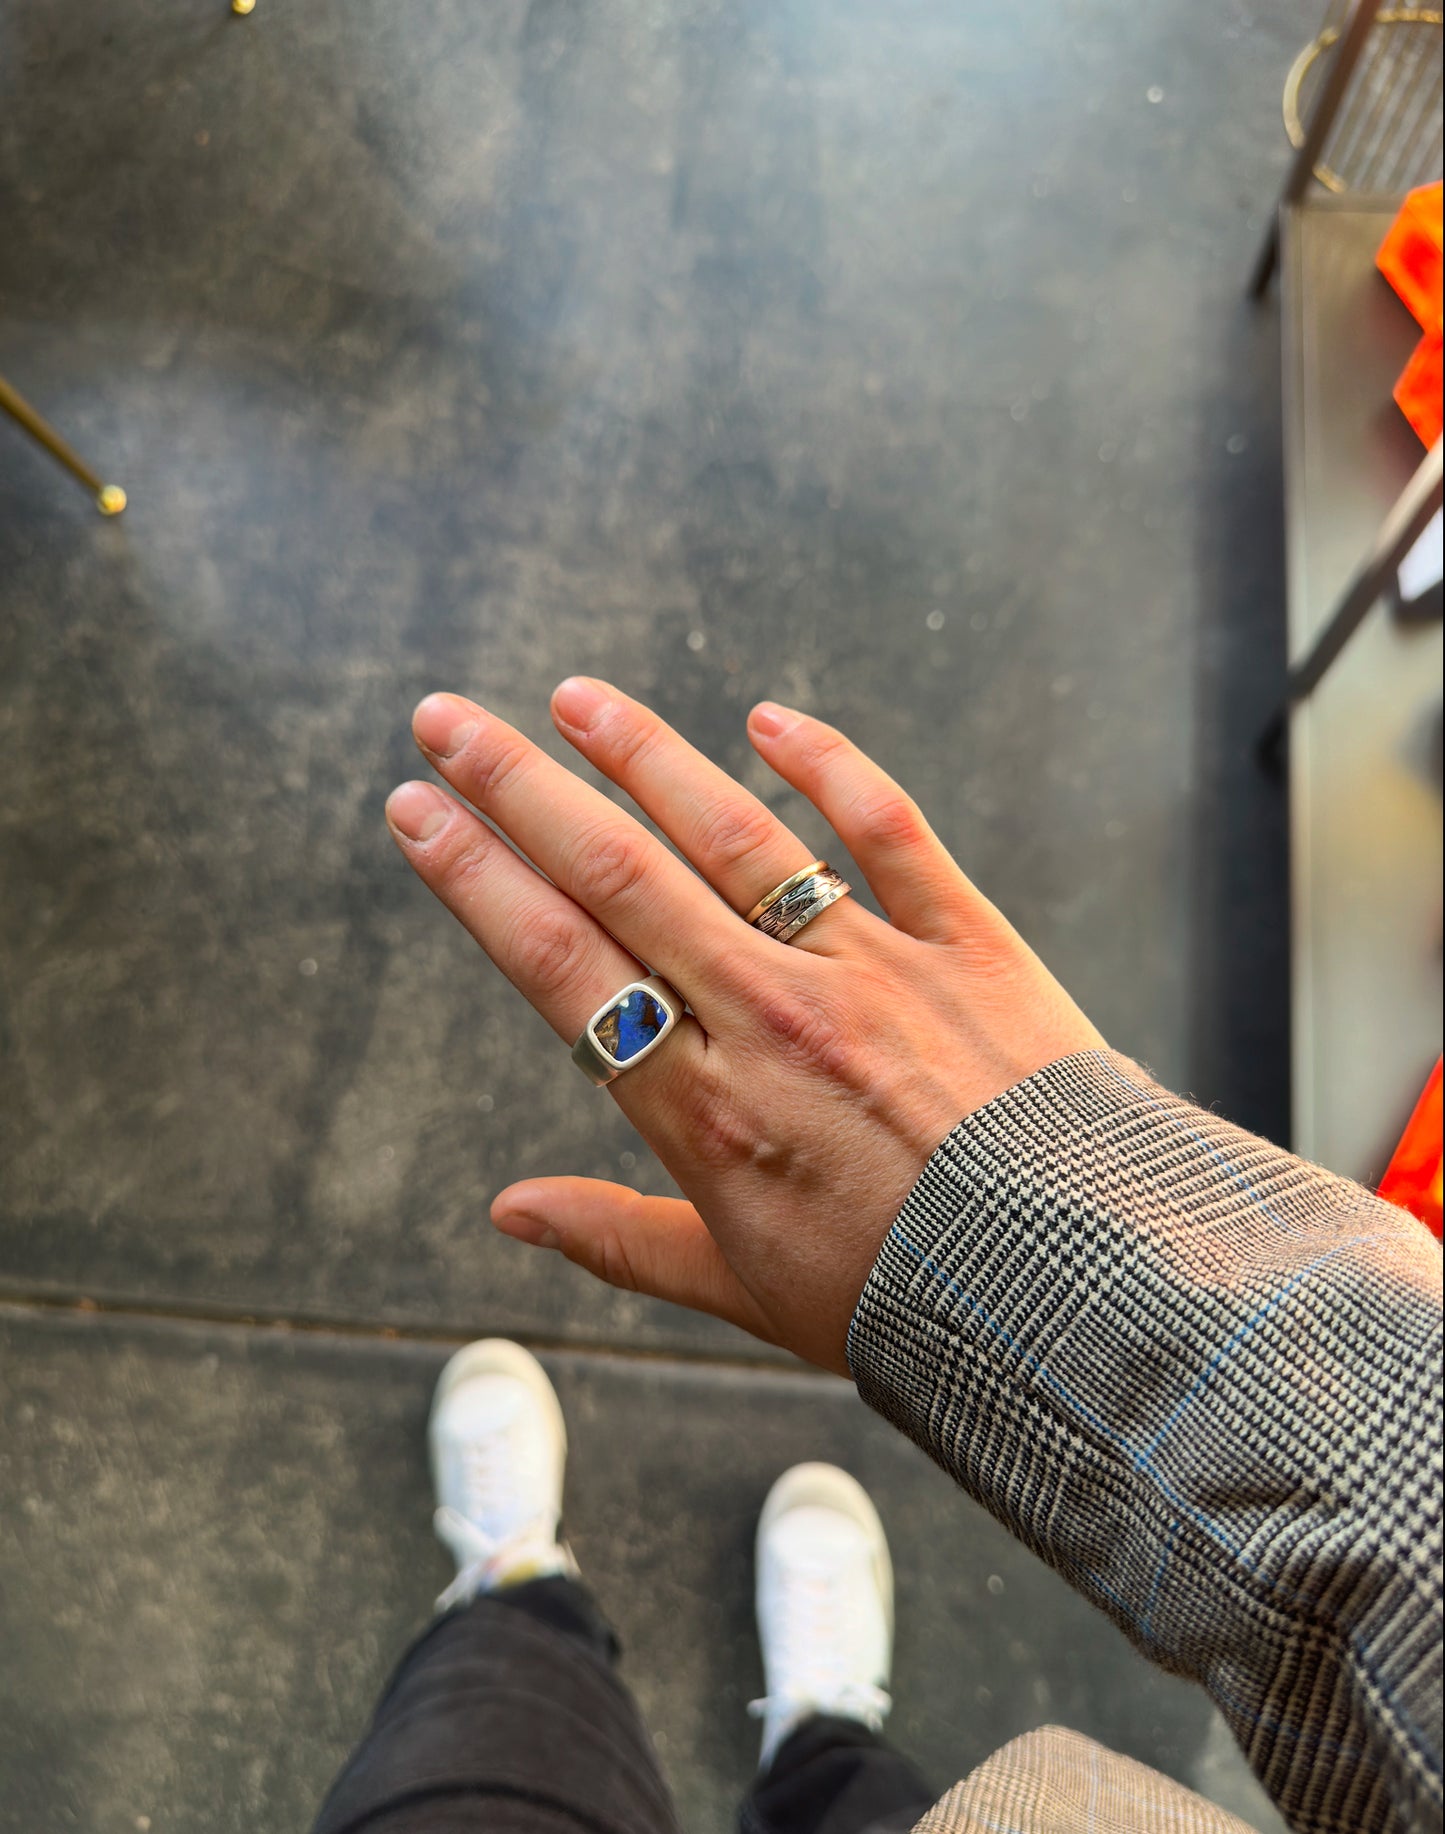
[
  {"xmin": 491, "ymin": 1177, "xmax": 776, "ymax": 1344},
  {"xmin": 412, "ymin": 694, "xmax": 768, "ymax": 1018},
  {"xmin": 746, "ymin": 704, "xmax": 973, "ymax": 942},
  {"xmin": 550, "ymin": 676, "xmax": 869, "ymax": 958},
  {"xmin": 384, "ymin": 782, "xmax": 706, "ymax": 1097}
]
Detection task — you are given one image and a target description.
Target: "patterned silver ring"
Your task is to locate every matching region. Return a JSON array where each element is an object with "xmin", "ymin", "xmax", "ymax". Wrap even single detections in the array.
[
  {"xmin": 571, "ymin": 975, "xmax": 684, "ymax": 1086},
  {"xmin": 746, "ymin": 861, "xmax": 852, "ymax": 944}
]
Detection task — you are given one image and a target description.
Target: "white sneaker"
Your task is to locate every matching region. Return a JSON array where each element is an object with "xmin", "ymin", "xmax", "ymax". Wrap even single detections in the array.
[
  {"xmin": 749, "ymin": 1463, "xmax": 895, "ymax": 1768},
  {"xmin": 428, "ymin": 1339, "xmax": 579, "ymax": 1611}
]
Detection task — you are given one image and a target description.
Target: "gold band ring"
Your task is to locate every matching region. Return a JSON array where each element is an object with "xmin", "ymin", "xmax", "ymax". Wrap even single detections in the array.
[{"xmin": 746, "ymin": 861, "xmax": 852, "ymax": 944}]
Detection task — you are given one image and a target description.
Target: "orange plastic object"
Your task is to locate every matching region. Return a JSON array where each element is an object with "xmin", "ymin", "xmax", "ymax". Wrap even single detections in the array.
[
  {"xmin": 1393, "ymin": 328, "xmax": 1443, "ymax": 449},
  {"xmin": 1377, "ymin": 183, "xmax": 1444, "ymax": 446},
  {"xmin": 1378, "ymin": 1058, "xmax": 1443, "ymax": 1240}
]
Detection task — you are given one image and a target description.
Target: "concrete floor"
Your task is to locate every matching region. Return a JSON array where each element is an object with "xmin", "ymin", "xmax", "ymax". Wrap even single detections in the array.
[{"xmin": 1, "ymin": 0, "xmax": 1307, "ymax": 1827}]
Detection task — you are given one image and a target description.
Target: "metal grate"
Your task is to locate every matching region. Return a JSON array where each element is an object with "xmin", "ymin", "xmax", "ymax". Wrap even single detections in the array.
[{"xmin": 1285, "ymin": 9, "xmax": 1443, "ymax": 192}]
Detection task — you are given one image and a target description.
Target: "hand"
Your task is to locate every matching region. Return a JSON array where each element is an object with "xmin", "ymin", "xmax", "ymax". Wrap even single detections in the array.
[{"xmin": 386, "ymin": 681, "xmax": 1104, "ymax": 1375}]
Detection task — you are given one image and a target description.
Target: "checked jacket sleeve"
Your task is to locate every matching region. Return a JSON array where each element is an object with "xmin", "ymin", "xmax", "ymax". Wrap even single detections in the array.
[{"xmin": 848, "ymin": 1050, "xmax": 1443, "ymax": 1834}]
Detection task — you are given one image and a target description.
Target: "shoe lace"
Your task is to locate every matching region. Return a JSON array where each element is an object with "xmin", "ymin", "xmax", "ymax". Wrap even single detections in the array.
[
  {"xmin": 433, "ymin": 1439, "xmax": 564, "ymax": 1611},
  {"xmin": 747, "ymin": 1565, "xmax": 891, "ymax": 1731}
]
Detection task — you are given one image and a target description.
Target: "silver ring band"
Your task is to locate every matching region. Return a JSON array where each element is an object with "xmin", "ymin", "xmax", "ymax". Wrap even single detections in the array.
[
  {"xmin": 571, "ymin": 975, "xmax": 683, "ymax": 1086},
  {"xmin": 746, "ymin": 862, "xmax": 852, "ymax": 943}
]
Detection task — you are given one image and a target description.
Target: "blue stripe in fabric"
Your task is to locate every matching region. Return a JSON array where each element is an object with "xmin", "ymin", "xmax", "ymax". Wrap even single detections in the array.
[
  {"xmin": 1093, "ymin": 1054, "xmax": 1299, "ymax": 1235},
  {"xmin": 1140, "ymin": 1238, "xmax": 1375, "ymax": 1460},
  {"xmin": 1082, "ymin": 1569, "xmax": 1372, "ymax": 1762},
  {"xmin": 884, "ymin": 1224, "xmax": 1444, "ymax": 1776},
  {"xmin": 889, "ymin": 1222, "xmax": 1379, "ymax": 1609},
  {"xmin": 1138, "ymin": 1519, "xmax": 1179, "ymax": 1645}
]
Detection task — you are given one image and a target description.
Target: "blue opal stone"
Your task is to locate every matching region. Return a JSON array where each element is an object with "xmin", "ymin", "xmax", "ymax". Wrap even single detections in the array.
[{"xmin": 594, "ymin": 990, "xmax": 667, "ymax": 1063}]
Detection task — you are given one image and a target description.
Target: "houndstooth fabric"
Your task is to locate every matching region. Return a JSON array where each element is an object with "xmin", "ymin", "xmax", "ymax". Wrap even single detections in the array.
[
  {"xmin": 915, "ymin": 1726, "xmax": 1263, "ymax": 1833},
  {"xmin": 846, "ymin": 1050, "xmax": 1443, "ymax": 1834}
]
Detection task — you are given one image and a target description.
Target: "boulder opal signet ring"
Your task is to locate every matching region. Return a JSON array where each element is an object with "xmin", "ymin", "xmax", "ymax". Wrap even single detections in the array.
[{"xmin": 571, "ymin": 975, "xmax": 684, "ymax": 1086}]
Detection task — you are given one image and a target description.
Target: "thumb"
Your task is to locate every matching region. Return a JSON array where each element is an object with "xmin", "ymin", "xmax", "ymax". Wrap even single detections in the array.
[{"xmin": 491, "ymin": 1177, "xmax": 776, "ymax": 1345}]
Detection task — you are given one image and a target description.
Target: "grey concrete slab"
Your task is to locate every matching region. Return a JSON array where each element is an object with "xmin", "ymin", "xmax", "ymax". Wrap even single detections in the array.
[
  {"xmin": 2, "ymin": 1, "xmax": 1301, "ymax": 1326},
  {"xmin": 0, "ymin": 1305, "xmax": 1286, "ymax": 1834}
]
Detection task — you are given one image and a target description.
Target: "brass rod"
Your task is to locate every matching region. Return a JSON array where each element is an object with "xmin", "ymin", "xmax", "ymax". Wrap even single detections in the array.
[{"xmin": 0, "ymin": 373, "xmax": 126, "ymax": 514}]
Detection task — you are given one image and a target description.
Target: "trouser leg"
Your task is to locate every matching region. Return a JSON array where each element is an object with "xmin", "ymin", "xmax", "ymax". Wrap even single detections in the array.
[
  {"xmin": 738, "ymin": 1714, "xmax": 936, "ymax": 1834},
  {"xmin": 311, "ymin": 1577, "xmax": 681, "ymax": 1834}
]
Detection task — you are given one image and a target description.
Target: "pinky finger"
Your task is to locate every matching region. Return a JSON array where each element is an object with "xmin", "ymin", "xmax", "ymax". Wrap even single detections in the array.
[{"xmin": 490, "ymin": 1177, "xmax": 777, "ymax": 1346}]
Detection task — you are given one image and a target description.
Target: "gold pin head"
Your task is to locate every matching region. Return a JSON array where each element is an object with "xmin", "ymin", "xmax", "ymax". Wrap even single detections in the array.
[
  {"xmin": 97, "ymin": 484, "xmax": 127, "ymax": 516},
  {"xmin": 232, "ymin": 0, "xmax": 255, "ymax": 14}
]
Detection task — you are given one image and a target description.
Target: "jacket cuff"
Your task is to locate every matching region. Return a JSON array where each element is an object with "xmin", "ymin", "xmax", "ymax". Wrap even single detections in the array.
[{"xmin": 845, "ymin": 1044, "xmax": 1352, "ymax": 1489}]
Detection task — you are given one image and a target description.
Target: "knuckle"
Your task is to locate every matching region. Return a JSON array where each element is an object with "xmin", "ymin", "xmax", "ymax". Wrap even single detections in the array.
[
  {"xmin": 513, "ymin": 908, "xmax": 583, "ymax": 998},
  {"xmin": 690, "ymin": 800, "xmax": 777, "ymax": 877},
  {"xmin": 672, "ymin": 1063, "xmax": 756, "ymax": 1169},
  {"xmin": 570, "ymin": 827, "xmax": 654, "ymax": 910},
  {"xmin": 468, "ymin": 737, "xmax": 534, "ymax": 803},
  {"xmin": 598, "ymin": 708, "xmax": 666, "ymax": 776},
  {"xmin": 591, "ymin": 1228, "xmax": 644, "ymax": 1294},
  {"xmin": 756, "ymin": 994, "xmax": 859, "ymax": 1082},
  {"xmin": 442, "ymin": 832, "xmax": 496, "ymax": 896},
  {"xmin": 850, "ymin": 789, "xmax": 924, "ymax": 852},
  {"xmin": 796, "ymin": 722, "xmax": 849, "ymax": 775}
]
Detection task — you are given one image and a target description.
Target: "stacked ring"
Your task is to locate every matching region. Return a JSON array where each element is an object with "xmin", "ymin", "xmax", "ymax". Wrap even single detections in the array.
[
  {"xmin": 572, "ymin": 975, "xmax": 684, "ymax": 1086},
  {"xmin": 745, "ymin": 860, "xmax": 852, "ymax": 944}
]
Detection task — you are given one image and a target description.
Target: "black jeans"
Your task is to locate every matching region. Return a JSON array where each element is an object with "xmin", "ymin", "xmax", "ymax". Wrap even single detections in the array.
[{"xmin": 312, "ymin": 1577, "xmax": 935, "ymax": 1834}]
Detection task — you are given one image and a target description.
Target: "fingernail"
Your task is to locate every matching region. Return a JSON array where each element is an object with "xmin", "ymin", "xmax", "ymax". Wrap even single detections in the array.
[
  {"xmin": 552, "ymin": 676, "xmax": 610, "ymax": 733},
  {"xmin": 386, "ymin": 781, "xmax": 452, "ymax": 843},
  {"xmin": 750, "ymin": 702, "xmax": 800, "ymax": 739},
  {"xmin": 494, "ymin": 1210, "xmax": 562, "ymax": 1251},
  {"xmin": 414, "ymin": 693, "xmax": 481, "ymax": 758}
]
